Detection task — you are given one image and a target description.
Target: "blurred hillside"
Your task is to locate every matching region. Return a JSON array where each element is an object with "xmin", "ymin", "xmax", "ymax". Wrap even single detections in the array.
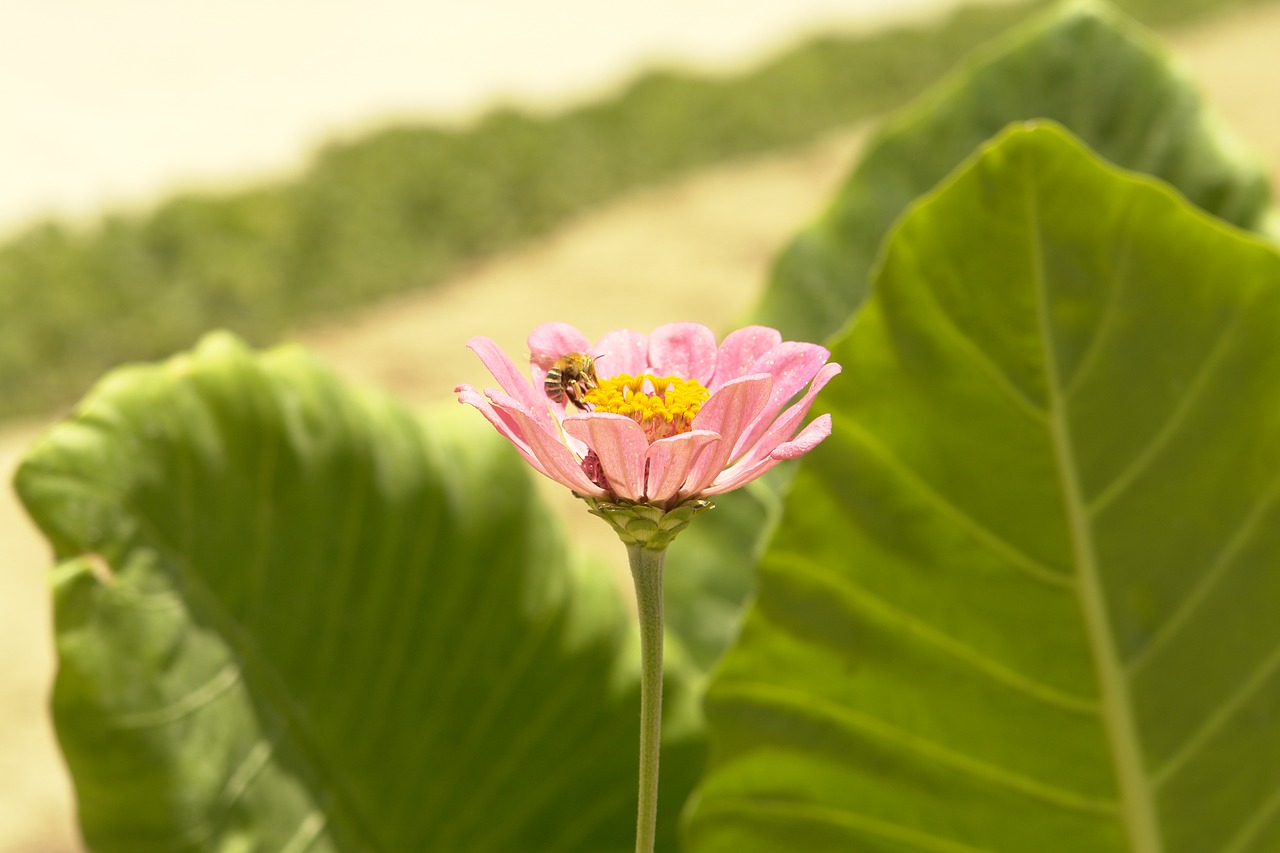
[{"xmin": 0, "ymin": 0, "xmax": 978, "ymax": 236}]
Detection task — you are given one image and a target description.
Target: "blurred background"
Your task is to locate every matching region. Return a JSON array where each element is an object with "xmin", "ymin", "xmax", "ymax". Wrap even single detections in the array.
[
  {"xmin": 0, "ymin": 0, "xmax": 975, "ymax": 235},
  {"xmin": 1, "ymin": 0, "xmax": 1275, "ymax": 849}
]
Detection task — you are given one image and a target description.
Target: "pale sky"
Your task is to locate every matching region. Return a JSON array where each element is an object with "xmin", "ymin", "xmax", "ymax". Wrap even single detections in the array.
[{"xmin": 0, "ymin": 0, "xmax": 980, "ymax": 235}]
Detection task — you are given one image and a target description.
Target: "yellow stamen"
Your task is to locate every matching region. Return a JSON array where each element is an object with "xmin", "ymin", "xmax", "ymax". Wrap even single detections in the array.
[{"xmin": 583, "ymin": 373, "xmax": 710, "ymax": 442}]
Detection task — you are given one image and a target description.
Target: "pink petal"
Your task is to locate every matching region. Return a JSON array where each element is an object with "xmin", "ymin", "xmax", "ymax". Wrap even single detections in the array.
[
  {"xmin": 504, "ymin": 406, "xmax": 606, "ymax": 497},
  {"xmin": 770, "ymin": 413, "xmax": 833, "ymax": 459},
  {"xmin": 644, "ymin": 430, "xmax": 721, "ymax": 503},
  {"xmin": 593, "ymin": 329, "xmax": 648, "ymax": 379},
  {"xmin": 562, "ymin": 413, "xmax": 649, "ymax": 502},
  {"xmin": 734, "ymin": 341, "xmax": 831, "ymax": 457},
  {"xmin": 682, "ymin": 374, "xmax": 773, "ymax": 495},
  {"xmin": 466, "ymin": 337, "xmax": 549, "ymax": 424},
  {"xmin": 528, "ymin": 322, "xmax": 593, "ymax": 367},
  {"xmin": 648, "ymin": 323, "xmax": 718, "ymax": 384},
  {"xmin": 482, "ymin": 386, "xmax": 537, "ymax": 416},
  {"xmin": 733, "ymin": 361, "xmax": 842, "ymax": 464},
  {"xmin": 705, "ymin": 414, "xmax": 832, "ymax": 495},
  {"xmin": 456, "ymin": 385, "xmax": 548, "ymax": 478},
  {"xmin": 457, "ymin": 385, "xmax": 603, "ymax": 495},
  {"xmin": 710, "ymin": 326, "xmax": 782, "ymax": 392},
  {"xmin": 528, "ymin": 323, "xmax": 594, "ymax": 405}
]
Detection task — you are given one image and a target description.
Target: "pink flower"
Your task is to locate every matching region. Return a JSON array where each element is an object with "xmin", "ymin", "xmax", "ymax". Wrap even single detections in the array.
[{"xmin": 455, "ymin": 322, "xmax": 839, "ymax": 508}]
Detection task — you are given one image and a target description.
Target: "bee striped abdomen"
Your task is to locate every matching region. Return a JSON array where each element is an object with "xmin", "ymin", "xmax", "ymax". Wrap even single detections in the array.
[
  {"xmin": 544, "ymin": 353, "xmax": 598, "ymax": 411},
  {"xmin": 545, "ymin": 368, "xmax": 569, "ymax": 403}
]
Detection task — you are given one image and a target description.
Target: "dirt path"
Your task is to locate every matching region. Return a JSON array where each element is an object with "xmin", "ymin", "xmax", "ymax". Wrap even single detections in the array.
[
  {"xmin": 0, "ymin": 420, "xmax": 75, "ymax": 853},
  {"xmin": 2, "ymin": 6, "xmax": 1277, "ymax": 849}
]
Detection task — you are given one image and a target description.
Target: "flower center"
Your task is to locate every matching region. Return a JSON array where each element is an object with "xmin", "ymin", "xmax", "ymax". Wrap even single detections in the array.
[{"xmin": 583, "ymin": 373, "xmax": 710, "ymax": 442}]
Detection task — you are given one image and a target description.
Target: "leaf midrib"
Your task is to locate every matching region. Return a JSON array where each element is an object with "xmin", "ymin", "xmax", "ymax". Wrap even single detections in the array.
[{"xmin": 1023, "ymin": 163, "xmax": 1164, "ymax": 853}]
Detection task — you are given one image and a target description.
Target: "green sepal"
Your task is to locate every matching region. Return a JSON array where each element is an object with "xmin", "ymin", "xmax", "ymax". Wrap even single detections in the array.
[{"xmin": 578, "ymin": 496, "xmax": 715, "ymax": 552}]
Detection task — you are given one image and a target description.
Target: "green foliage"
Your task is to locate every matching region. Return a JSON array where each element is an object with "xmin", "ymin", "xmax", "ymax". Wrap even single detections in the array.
[
  {"xmin": 663, "ymin": 471, "xmax": 784, "ymax": 672},
  {"xmin": 756, "ymin": 0, "xmax": 1274, "ymax": 343},
  {"xmin": 14, "ymin": 2, "xmax": 1280, "ymax": 850},
  {"xmin": 3, "ymin": 0, "xmax": 1275, "ymax": 422},
  {"xmin": 688, "ymin": 123, "xmax": 1280, "ymax": 852},
  {"xmin": 677, "ymin": 0, "xmax": 1279, "ymax": 677},
  {"xmin": 15, "ymin": 333, "xmax": 704, "ymax": 851}
]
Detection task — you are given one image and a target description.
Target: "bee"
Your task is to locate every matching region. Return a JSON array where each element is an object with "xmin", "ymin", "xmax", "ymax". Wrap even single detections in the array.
[{"xmin": 545, "ymin": 352, "xmax": 599, "ymax": 411}]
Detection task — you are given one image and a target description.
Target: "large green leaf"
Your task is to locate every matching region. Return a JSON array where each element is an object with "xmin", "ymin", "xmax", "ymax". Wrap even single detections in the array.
[
  {"xmin": 755, "ymin": 0, "xmax": 1273, "ymax": 343},
  {"xmin": 630, "ymin": 0, "xmax": 1279, "ymax": 682},
  {"xmin": 687, "ymin": 123, "xmax": 1280, "ymax": 851},
  {"xmin": 15, "ymin": 333, "xmax": 703, "ymax": 851}
]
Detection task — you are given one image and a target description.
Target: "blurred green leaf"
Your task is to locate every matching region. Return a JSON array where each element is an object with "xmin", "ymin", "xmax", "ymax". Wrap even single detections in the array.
[
  {"xmin": 15, "ymin": 333, "xmax": 703, "ymax": 852},
  {"xmin": 664, "ymin": 470, "xmax": 785, "ymax": 672},
  {"xmin": 756, "ymin": 0, "xmax": 1274, "ymax": 343},
  {"xmin": 688, "ymin": 123, "xmax": 1280, "ymax": 851}
]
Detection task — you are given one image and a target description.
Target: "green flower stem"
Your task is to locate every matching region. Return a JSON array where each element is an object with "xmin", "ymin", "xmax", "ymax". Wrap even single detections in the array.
[
  {"xmin": 582, "ymin": 495, "xmax": 709, "ymax": 849},
  {"xmin": 627, "ymin": 543, "xmax": 666, "ymax": 853}
]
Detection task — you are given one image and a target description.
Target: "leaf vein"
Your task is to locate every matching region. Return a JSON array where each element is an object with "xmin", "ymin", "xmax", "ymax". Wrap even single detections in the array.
[
  {"xmin": 1129, "ymin": 464, "xmax": 1280, "ymax": 674},
  {"xmin": 248, "ymin": 406, "xmax": 279, "ymax": 632},
  {"xmin": 698, "ymin": 797, "xmax": 994, "ymax": 853},
  {"xmin": 1220, "ymin": 785, "xmax": 1280, "ymax": 853},
  {"xmin": 845, "ymin": 419, "xmax": 1074, "ymax": 589},
  {"xmin": 179, "ymin": 562, "xmax": 389, "ymax": 850},
  {"xmin": 716, "ymin": 682, "xmax": 1119, "ymax": 816},
  {"xmin": 106, "ymin": 662, "xmax": 241, "ymax": 729},
  {"xmin": 772, "ymin": 552, "xmax": 1099, "ymax": 714},
  {"xmin": 1153, "ymin": 641, "xmax": 1280, "ymax": 788},
  {"xmin": 309, "ymin": 400, "xmax": 374, "ymax": 682},
  {"xmin": 1087, "ymin": 311, "xmax": 1241, "ymax": 516},
  {"xmin": 903, "ymin": 241, "xmax": 1051, "ymax": 424},
  {"xmin": 462, "ymin": 704, "xmax": 630, "ymax": 851},
  {"xmin": 433, "ymin": 606, "xmax": 564, "ymax": 811},
  {"xmin": 217, "ymin": 739, "xmax": 275, "ymax": 815},
  {"xmin": 1022, "ymin": 158, "xmax": 1163, "ymax": 851},
  {"xmin": 1062, "ymin": 230, "xmax": 1133, "ymax": 399},
  {"xmin": 431, "ymin": 665, "xmax": 600, "ymax": 848},
  {"xmin": 281, "ymin": 810, "xmax": 327, "ymax": 853}
]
